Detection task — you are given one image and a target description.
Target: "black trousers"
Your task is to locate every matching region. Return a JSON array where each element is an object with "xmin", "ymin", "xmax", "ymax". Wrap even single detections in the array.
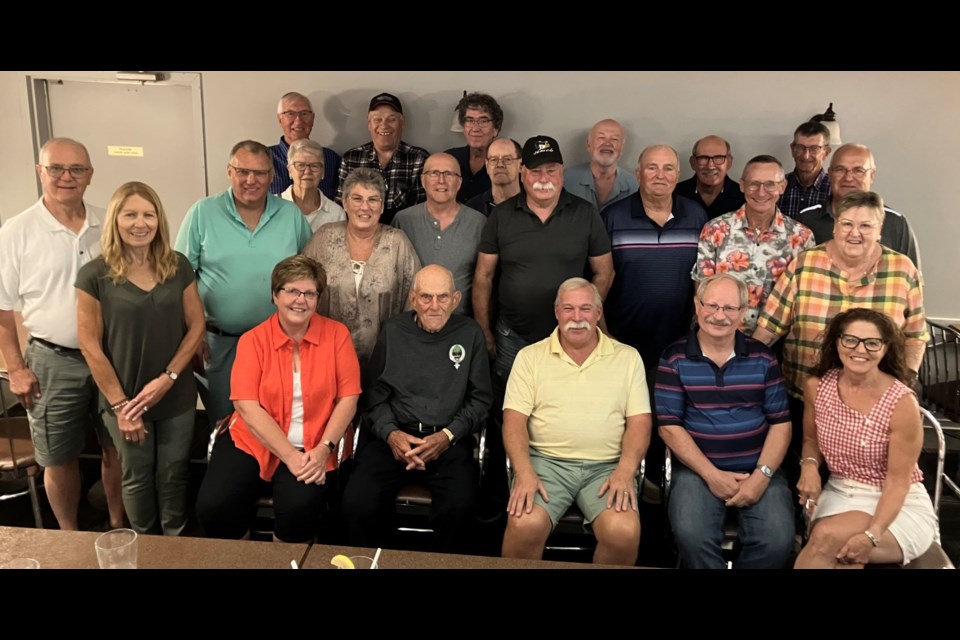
[
  {"xmin": 196, "ymin": 433, "xmax": 330, "ymax": 543},
  {"xmin": 341, "ymin": 429, "xmax": 478, "ymax": 553}
]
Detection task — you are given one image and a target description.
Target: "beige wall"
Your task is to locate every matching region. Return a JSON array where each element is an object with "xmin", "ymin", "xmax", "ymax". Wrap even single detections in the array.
[{"xmin": 2, "ymin": 70, "xmax": 957, "ymax": 319}]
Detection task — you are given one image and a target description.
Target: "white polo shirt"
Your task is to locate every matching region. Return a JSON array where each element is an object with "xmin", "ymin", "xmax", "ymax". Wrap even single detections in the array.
[{"xmin": 0, "ymin": 198, "xmax": 103, "ymax": 348}]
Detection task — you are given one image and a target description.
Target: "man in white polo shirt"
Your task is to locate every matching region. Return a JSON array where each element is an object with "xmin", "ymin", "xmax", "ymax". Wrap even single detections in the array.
[
  {"xmin": 500, "ymin": 277, "xmax": 651, "ymax": 565},
  {"xmin": 0, "ymin": 138, "xmax": 124, "ymax": 530}
]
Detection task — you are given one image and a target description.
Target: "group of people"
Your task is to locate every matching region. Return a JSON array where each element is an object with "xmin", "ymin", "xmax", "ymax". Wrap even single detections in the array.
[{"xmin": 0, "ymin": 87, "xmax": 939, "ymax": 569}]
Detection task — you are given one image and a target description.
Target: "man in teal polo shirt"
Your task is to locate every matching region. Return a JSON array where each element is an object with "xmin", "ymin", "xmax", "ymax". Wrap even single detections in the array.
[{"xmin": 175, "ymin": 140, "xmax": 312, "ymax": 423}]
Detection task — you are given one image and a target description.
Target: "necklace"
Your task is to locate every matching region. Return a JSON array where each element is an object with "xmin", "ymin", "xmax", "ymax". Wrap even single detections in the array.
[{"xmin": 351, "ymin": 260, "xmax": 366, "ymax": 276}]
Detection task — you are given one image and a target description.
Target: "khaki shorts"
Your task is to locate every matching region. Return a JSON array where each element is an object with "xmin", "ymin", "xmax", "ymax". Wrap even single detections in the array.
[
  {"xmin": 24, "ymin": 341, "xmax": 113, "ymax": 467},
  {"xmin": 518, "ymin": 450, "xmax": 637, "ymax": 528}
]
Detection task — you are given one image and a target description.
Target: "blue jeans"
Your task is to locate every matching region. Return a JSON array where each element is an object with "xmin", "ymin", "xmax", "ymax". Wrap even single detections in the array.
[
  {"xmin": 668, "ymin": 463, "xmax": 794, "ymax": 569},
  {"xmin": 201, "ymin": 332, "xmax": 241, "ymax": 424},
  {"xmin": 493, "ymin": 318, "xmax": 533, "ymax": 380}
]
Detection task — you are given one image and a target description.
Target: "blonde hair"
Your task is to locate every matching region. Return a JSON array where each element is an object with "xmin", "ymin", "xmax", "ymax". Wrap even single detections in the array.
[{"xmin": 101, "ymin": 182, "xmax": 179, "ymax": 285}]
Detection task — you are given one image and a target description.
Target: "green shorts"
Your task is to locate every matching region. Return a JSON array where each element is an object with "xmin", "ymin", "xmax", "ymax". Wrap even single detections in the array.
[
  {"xmin": 518, "ymin": 450, "xmax": 638, "ymax": 528},
  {"xmin": 24, "ymin": 340, "xmax": 113, "ymax": 467}
]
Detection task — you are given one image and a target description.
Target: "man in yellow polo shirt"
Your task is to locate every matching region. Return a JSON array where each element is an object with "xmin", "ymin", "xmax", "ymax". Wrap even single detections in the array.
[{"xmin": 500, "ymin": 277, "xmax": 651, "ymax": 565}]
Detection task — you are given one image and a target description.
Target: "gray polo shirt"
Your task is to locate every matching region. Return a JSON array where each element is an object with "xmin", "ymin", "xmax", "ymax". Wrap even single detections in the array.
[{"xmin": 392, "ymin": 202, "xmax": 486, "ymax": 315}]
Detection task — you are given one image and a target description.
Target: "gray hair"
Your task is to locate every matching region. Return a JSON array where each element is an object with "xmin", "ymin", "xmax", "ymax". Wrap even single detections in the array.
[
  {"xmin": 229, "ymin": 140, "xmax": 271, "ymax": 163},
  {"xmin": 554, "ymin": 277, "xmax": 602, "ymax": 308},
  {"xmin": 696, "ymin": 273, "xmax": 748, "ymax": 308},
  {"xmin": 342, "ymin": 167, "xmax": 386, "ymax": 202},
  {"xmin": 277, "ymin": 92, "xmax": 312, "ymax": 113},
  {"xmin": 39, "ymin": 137, "xmax": 91, "ymax": 165},
  {"xmin": 287, "ymin": 138, "xmax": 325, "ymax": 165}
]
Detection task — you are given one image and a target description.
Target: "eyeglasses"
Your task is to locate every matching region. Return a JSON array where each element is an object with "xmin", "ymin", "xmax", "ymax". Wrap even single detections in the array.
[
  {"xmin": 744, "ymin": 180, "xmax": 782, "ymax": 192},
  {"xmin": 791, "ymin": 143, "xmax": 827, "ymax": 155},
  {"xmin": 839, "ymin": 334, "xmax": 885, "ymax": 352},
  {"xmin": 280, "ymin": 110, "xmax": 314, "ymax": 121},
  {"xmin": 279, "ymin": 286, "xmax": 319, "ymax": 301},
  {"xmin": 694, "ymin": 154, "xmax": 728, "ymax": 166},
  {"xmin": 487, "ymin": 156, "xmax": 517, "ymax": 166},
  {"xmin": 423, "ymin": 170, "xmax": 461, "ymax": 181},
  {"xmin": 42, "ymin": 165, "xmax": 91, "ymax": 178},
  {"xmin": 229, "ymin": 165, "xmax": 272, "ymax": 180},
  {"xmin": 463, "ymin": 117, "xmax": 493, "ymax": 129},
  {"xmin": 347, "ymin": 194, "xmax": 383, "ymax": 208},
  {"xmin": 417, "ymin": 293, "xmax": 452, "ymax": 305},
  {"xmin": 291, "ymin": 161, "xmax": 323, "ymax": 173},
  {"xmin": 829, "ymin": 166, "xmax": 872, "ymax": 178},
  {"xmin": 700, "ymin": 301, "xmax": 742, "ymax": 316},
  {"xmin": 836, "ymin": 219, "xmax": 879, "ymax": 234}
]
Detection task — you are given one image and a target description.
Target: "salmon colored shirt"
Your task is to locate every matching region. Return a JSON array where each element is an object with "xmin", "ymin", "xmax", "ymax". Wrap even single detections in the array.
[{"xmin": 229, "ymin": 312, "xmax": 361, "ymax": 481}]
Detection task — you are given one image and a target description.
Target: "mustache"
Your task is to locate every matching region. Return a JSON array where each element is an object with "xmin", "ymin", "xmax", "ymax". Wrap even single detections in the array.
[
  {"xmin": 563, "ymin": 320, "xmax": 592, "ymax": 331},
  {"xmin": 532, "ymin": 181, "xmax": 556, "ymax": 191},
  {"xmin": 704, "ymin": 317, "xmax": 732, "ymax": 327}
]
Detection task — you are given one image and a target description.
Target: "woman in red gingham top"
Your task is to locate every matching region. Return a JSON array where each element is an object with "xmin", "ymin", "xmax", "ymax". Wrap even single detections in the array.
[{"xmin": 794, "ymin": 308, "xmax": 937, "ymax": 568}]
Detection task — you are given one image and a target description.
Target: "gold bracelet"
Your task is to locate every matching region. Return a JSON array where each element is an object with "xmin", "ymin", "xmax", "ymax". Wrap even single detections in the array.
[
  {"xmin": 110, "ymin": 399, "xmax": 130, "ymax": 412},
  {"xmin": 800, "ymin": 457, "xmax": 819, "ymax": 466},
  {"xmin": 863, "ymin": 530, "xmax": 880, "ymax": 547}
]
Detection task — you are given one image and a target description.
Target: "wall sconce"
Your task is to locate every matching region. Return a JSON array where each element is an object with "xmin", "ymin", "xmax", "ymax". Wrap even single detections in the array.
[
  {"xmin": 450, "ymin": 90, "xmax": 467, "ymax": 133},
  {"xmin": 811, "ymin": 103, "xmax": 841, "ymax": 146}
]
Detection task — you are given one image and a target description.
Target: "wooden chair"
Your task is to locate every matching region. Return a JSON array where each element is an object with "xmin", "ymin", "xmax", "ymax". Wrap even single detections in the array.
[{"xmin": 0, "ymin": 370, "xmax": 44, "ymax": 528}]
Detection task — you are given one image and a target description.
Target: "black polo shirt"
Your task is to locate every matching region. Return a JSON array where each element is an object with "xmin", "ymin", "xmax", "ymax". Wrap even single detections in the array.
[
  {"xmin": 447, "ymin": 145, "xmax": 492, "ymax": 204},
  {"xmin": 675, "ymin": 175, "xmax": 745, "ymax": 220},
  {"xmin": 477, "ymin": 189, "xmax": 610, "ymax": 342}
]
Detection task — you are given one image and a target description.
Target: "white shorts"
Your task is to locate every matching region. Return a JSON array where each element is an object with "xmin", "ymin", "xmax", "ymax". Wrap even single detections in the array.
[{"xmin": 812, "ymin": 476, "xmax": 939, "ymax": 565}]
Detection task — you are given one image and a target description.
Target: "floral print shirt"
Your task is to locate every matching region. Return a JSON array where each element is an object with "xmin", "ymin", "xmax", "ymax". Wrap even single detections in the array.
[{"xmin": 692, "ymin": 207, "xmax": 816, "ymax": 334}]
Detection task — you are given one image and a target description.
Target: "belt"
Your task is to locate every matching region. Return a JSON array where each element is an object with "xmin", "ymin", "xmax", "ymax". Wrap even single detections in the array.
[
  {"xmin": 399, "ymin": 422, "xmax": 443, "ymax": 435},
  {"xmin": 29, "ymin": 336, "xmax": 81, "ymax": 354},
  {"xmin": 205, "ymin": 323, "xmax": 246, "ymax": 338}
]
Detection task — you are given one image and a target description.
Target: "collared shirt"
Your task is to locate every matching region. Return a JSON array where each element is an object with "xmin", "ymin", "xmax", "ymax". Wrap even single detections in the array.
[
  {"xmin": 675, "ymin": 175, "xmax": 745, "ymax": 220},
  {"xmin": 692, "ymin": 207, "xmax": 816, "ymax": 334},
  {"xmin": 779, "ymin": 168, "xmax": 831, "ymax": 219},
  {"xmin": 504, "ymin": 327, "xmax": 650, "ymax": 462},
  {"xmin": 174, "ymin": 189, "xmax": 313, "ymax": 334},
  {"xmin": 757, "ymin": 246, "xmax": 929, "ymax": 398},
  {"xmin": 269, "ymin": 136, "xmax": 342, "ymax": 201},
  {"xmin": 0, "ymin": 198, "xmax": 103, "ymax": 348},
  {"xmin": 365, "ymin": 311, "xmax": 492, "ymax": 442},
  {"xmin": 477, "ymin": 189, "xmax": 611, "ymax": 343},
  {"xmin": 563, "ymin": 162, "xmax": 638, "ymax": 213},
  {"xmin": 797, "ymin": 200, "xmax": 922, "ymax": 271},
  {"xmin": 229, "ymin": 312, "xmax": 361, "ymax": 481},
  {"xmin": 279, "ymin": 185, "xmax": 346, "ymax": 233},
  {"xmin": 392, "ymin": 202, "xmax": 486, "ymax": 315},
  {"xmin": 655, "ymin": 327, "xmax": 790, "ymax": 473},
  {"xmin": 336, "ymin": 140, "xmax": 430, "ymax": 224},
  {"xmin": 602, "ymin": 192, "xmax": 707, "ymax": 370}
]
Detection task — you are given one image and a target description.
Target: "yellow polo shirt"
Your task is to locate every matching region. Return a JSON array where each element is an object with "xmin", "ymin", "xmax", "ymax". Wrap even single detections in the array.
[{"xmin": 504, "ymin": 328, "xmax": 650, "ymax": 461}]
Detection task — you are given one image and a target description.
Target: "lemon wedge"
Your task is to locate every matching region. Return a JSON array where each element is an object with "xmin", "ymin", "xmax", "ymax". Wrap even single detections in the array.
[{"xmin": 330, "ymin": 554, "xmax": 355, "ymax": 569}]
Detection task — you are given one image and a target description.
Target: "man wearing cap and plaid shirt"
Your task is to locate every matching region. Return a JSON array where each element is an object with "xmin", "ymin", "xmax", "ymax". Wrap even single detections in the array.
[{"xmin": 335, "ymin": 92, "xmax": 429, "ymax": 225}]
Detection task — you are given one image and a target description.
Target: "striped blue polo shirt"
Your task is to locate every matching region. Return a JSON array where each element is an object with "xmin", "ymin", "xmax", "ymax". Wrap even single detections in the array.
[{"xmin": 655, "ymin": 328, "xmax": 791, "ymax": 472}]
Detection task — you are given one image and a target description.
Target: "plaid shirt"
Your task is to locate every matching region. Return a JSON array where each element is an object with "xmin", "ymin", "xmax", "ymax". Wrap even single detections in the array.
[
  {"xmin": 692, "ymin": 207, "xmax": 816, "ymax": 334},
  {"xmin": 336, "ymin": 141, "xmax": 429, "ymax": 222},
  {"xmin": 779, "ymin": 169, "xmax": 830, "ymax": 220},
  {"xmin": 814, "ymin": 368, "xmax": 922, "ymax": 486},
  {"xmin": 756, "ymin": 246, "xmax": 928, "ymax": 398}
]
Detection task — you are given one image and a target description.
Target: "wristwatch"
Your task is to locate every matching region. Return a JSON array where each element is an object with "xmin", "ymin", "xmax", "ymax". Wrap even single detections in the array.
[
  {"xmin": 321, "ymin": 439, "xmax": 336, "ymax": 452},
  {"xmin": 757, "ymin": 464, "xmax": 774, "ymax": 478},
  {"xmin": 442, "ymin": 428, "xmax": 455, "ymax": 444},
  {"xmin": 163, "ymin": 368, "xmax": 179, "ymax": 381}
]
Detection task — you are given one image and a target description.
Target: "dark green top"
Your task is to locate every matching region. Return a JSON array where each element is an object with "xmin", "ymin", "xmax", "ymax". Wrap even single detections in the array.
[{"xmin": 75, "ymin": 252, "xmax": 197, "ymax": 420}]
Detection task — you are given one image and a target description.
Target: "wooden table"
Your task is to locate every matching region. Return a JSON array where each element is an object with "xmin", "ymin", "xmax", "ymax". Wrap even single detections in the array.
[
  {"xmin": 301, "ymin": 543, "xmax": 639, "ymax": 569},
  {"xmin": 0, "ymin": 526, "xmax": 308, "ymax": 569}
]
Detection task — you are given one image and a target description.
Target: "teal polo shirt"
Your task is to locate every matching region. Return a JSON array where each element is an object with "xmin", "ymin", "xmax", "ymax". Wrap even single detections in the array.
[{"xmin": 175, "ymin": 189, "xmax": 312, "ymax": 334}]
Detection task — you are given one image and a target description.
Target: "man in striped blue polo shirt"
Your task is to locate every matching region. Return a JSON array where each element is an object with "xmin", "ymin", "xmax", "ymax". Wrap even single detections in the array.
[{"xmin": 655, "ymin": 273, "xmax": 794, "ymax": 569}]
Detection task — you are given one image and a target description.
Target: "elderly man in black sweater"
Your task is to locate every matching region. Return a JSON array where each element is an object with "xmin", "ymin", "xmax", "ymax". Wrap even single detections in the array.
[{"xmin": 341, "ymin": 264, "xmax": 492, "ymax": 553}]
